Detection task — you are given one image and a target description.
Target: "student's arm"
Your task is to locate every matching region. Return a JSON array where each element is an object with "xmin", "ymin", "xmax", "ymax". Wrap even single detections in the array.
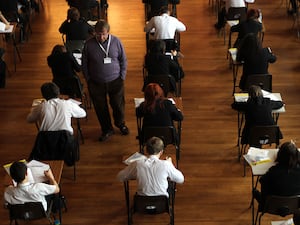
[
  {"xmin": 117, "ymin": 162, "xmax": 137, "ymax": 182},
  {"xmin": 44, "ymin": 169, "xmax": 60, "ymax": 194}
]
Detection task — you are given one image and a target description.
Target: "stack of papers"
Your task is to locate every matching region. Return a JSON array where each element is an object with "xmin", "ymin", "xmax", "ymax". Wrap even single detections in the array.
[
  {"xmin": 245, "ymin": 147, "xmax": 271, "ymax": 165},
  {"xmin": 271, "ymin": 218, "xmax": 294, "ymax": 225},
  {"xmin": 123, "ymin": 152, "xmax": 147, "ymax": 165}
]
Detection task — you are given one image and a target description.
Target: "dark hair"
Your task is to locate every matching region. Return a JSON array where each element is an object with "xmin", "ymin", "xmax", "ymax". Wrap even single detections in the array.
[
  {"xmin": 159, "ymin": 6, "xmax": 169, "ymax": 15},
  {"xmin": 238, "ymin": 33, "xmax": 262, "ymax": 60},
  {"xmin": 41, "ymin": 82, "xmax": 60, "ymax": 100},
  {"xmin": 10, "ymin": 161, "xmax": 27, "ymax": 183},
  {"xmin": 247, "ymin": 8, "xmax": 259, "ymax": 20},
  {"xmin": 143, "ymin": 83, "xmax": 165, "ymax": 113},
  {"xmin": 95, "ymin": 19, "xmax": 110, "ymax": 32},
  {"xmin": 50, "ymin": 44, "xmax": 66, "ymax": 55},
  {"xmin": 276, "ymin": 141, "xmax": 300, "ymax": 170},
  {"xmin": 67, "ymin": 7, "xmax": 80, "ymax": 21},
  {"xmin": 146, "ymin": 136, "xmax": 164, "ymax": 155},
  {"xmin": 248, "ymin": 85, "xmax": 263, "ymax": 103}
]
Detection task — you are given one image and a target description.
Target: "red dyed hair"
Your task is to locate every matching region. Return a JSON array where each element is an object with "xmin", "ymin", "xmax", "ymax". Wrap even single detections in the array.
[{"xmin": 143, "ymin": 83, "xmax": 165, "ymax": 113}]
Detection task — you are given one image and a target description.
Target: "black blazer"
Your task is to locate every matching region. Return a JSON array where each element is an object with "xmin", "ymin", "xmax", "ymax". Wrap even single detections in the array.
[
  {"xmin": 260, "ymin": 164, "xmax": 300, "ymax": 207},
  {"xmin": 30, "ymin": 130, "xmax": 79, "ymax": 166},
  {"xmin": 136, "ymin": 99, "xmax": 183, "ymax": 129},
  {"xmin": 232, "ymin": 97, "xmax": 283, "ymax": 144}
]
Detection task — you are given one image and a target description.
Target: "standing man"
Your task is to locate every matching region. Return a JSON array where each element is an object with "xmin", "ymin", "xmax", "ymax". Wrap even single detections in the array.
[{"xmin": 82, "ymin": 20, "xmax": 129, "ymax": 142}]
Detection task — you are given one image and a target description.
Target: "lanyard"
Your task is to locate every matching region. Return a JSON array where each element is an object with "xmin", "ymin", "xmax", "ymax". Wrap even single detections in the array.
[{"xmin": 98, "ymin": 34, "xmax": 111, "ymax": 57}]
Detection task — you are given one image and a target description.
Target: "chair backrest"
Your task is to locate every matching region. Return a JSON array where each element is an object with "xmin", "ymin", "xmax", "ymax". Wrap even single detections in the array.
[
  {"xmin": 142, "ymin": 126, "xmax": 177, "ymax": 147},
  {"xmin": 244, "ymin": 74, "xmax": 272, "ymax": 93},
  {"xmin": 65, "ymin": 40, "xmax": 85, "ymax": 53},
  {"xmin": 145, "ymin": 74, "xmax": 177, "ymax": 97},
  {"xmin": 30, "ymin": 130, "xmax": 79, "ymax": 166},
  {"xmin": 226, "ymin": 7, "xmax": 247, "ymax": 22},
  {"xmin": 248, "ymin": 125, "xmax": 280, "ymax": 148},
  {"xmin": 133, "ymin": 194, "xmax": 169, "ymax": 214},
  {"xmin": 8, "ymin": 202, "xmax": 51, "ymax": 223},
  {"xmin": 262, "ymin": 195, "xmax": 300, "ymax": 217}
]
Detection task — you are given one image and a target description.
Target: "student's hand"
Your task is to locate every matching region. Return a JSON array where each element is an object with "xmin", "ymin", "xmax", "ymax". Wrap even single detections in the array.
[
  {"xmin": 166, "ymin": 156, "xmax": 172, "ymax": 162},
  {"xmin": 44, "ymin": 169, "xmax": 55, "ymax": 180}
]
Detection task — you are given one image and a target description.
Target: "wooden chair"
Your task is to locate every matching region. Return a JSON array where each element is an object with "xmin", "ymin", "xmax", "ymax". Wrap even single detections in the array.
[{"xmin": 255, "ymin": 195, "xmax": 300, "ymax": 225}]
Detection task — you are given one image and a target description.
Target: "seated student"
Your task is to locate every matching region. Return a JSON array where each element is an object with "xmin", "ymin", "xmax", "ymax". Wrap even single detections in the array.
[
  {"xmin": 117, "ymin": 136, "xmax": 184, "ymax": 197},
  {"xmin": 4, "ymin": 161, "xmax": 60, "ymax": 211},
  {"xmin": 27, "ymin": 82, "xmax": 86, "ymax": 135},
  {"xmin": 59, "ymin": 7, "xmax": 94, "ymax": 43},
  {"xmin": 253, "ymin": 141, "xmax": 300, "ymax": 225},
  {"xmin": 47, "ymin": 44, "xmax": 82, "ymax": 96},
  {"xmin": 231, "ymin": 8, "xmax": 263, "ymax": 48},
  {"xmin": 232, "ymin": 85, "xmax": 283, "ymax": 145},
  {"xmin": 144, "ymin": 39, "xmax": 184, "ymax": 92},
  {"xmin": 144, "ymin": 6, "xmax": 186, "ymax": 41},
  {"xmin": 0, "ymin": 48, "xmax": 6, "ymax": 88},
  {"xmin": 214, "ymin": 0, "xmax": 246, "ymax": 30},
  {"xmin": 236, "ymin": 33, "xmax": 276, "ymax": 91},
  {"xmin": 146, "ymin": 0, "xmax": 169, "ymax": 20},
  {"xmin": 136, "ymin": 83, "xmax": 183, "ymax": 136}
]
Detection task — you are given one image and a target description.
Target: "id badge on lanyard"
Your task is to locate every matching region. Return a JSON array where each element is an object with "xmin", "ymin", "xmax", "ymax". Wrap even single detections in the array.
[{"xmin": 99, "ymin": 35, "xmax": 112, "ymax": 64}]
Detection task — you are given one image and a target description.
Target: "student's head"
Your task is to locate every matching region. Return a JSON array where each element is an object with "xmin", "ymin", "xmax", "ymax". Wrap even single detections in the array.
[
  {"xmin": 248, "ymin": 85, "xmax": 263, "ymax": 99},
  {"xmin": 159, "ymin": 6, "xmax": 169, "ymax": 15},
  {"xmin": 276, "ymin": 141, "xmax": 299, "ymax": 169},
  {"xmin": 67, "ymin": 7, "xmax": 80, "ymax": 21},
  {"xmin": 247, "ymin": 8, "xmax": 259, "ymax": 20},
  {"xmin": 146, "ymin": 136, "xmax": 164, "ymax": 155},
  {"xmin": 95, "ymin": 20, "xmax": 110, "ymax": 43},
  {"xmin": 41, "ymin": 82, "xmax": 60, "ymax": 100},
  {"xmin": 51, "ymin": 45, "xmax": 66, "ymax": 55},
  {"xmin": 10, "ymin": 161, "xmax": 27, "ymax": 184},
  {"xmin": 144, "ymin": 83, "xmax": 164, "ymax": 109}
]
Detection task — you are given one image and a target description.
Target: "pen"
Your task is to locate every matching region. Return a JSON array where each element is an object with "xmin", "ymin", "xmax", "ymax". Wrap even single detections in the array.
[{"xmin": 251, "ymin": 159, "xmax": 271, "ymax": 165}]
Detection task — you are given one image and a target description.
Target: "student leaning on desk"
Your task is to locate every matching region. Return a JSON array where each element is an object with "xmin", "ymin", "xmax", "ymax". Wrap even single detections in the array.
[
  {"xmin": 117, "ymin": 136, "xmax": 184, "ymax": 197},
  {"xmin": 231, "ymin": 85, "xmax": 284, "ymax": 146},
  {"xmin": 253, "ymin": 141, "xmax": 300, "ymax": 225},
  {"xmin": 4, "ymin": 161, "xmax": 60, "ymax": 211}
]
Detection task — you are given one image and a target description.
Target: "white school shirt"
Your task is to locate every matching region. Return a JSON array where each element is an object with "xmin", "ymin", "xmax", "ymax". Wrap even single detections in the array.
[
  {"xmin": 145, "ymin": 13, "xmax": 186, "ymax": 40},
  {"xmin": 27, "ymin": 98, "xmax": 86, "ymax": 134},
  {"xmin": 117, "ymin": 155, "xmax": 184, "ymax": 197},
  {"xmin": 225, "ymin": 0, "xmax": 246, "ymax": 11},
  {"xmin": 4, "ymin": 182, "xmax": 57, "ymax": 211}
]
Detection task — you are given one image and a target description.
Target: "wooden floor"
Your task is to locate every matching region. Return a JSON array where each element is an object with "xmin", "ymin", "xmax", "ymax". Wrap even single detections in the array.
[{"xmin": 1, "ymin": 0, "xmax": 300, "ymax": 224}]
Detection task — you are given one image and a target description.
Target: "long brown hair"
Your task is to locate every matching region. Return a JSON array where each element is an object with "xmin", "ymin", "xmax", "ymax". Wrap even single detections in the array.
[{"xmin": 143, "ymin": 83, "xmax": 165, "ymax": 113}]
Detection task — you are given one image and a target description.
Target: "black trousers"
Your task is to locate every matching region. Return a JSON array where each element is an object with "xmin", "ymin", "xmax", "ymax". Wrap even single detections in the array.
[{"xmin": 88, "ymin": 77, "xmax": 125, "ymax": 133}]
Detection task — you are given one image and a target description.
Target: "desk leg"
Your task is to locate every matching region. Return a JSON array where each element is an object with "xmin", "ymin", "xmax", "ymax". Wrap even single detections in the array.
[
  {"xmin": 232, "ymin": 64, "xmax": 239, "ymax": 95},
  {"xmin": 251, "ymin": 175, "xmax": 260, "ymax": 225},
  {"xmin": 11, "ymin": 33, "xmax": 21, "ymax": 72},
  {"xmin": 237, "ymin": 112, "xmax": 244, "ymax": 159},
  {"xmin": 124, "ymin": 181, "xmax": 131, "ymax": 225},
  {"xmin": 77, "ymin": 118, "xmax": 84, "ymax": 144}
]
